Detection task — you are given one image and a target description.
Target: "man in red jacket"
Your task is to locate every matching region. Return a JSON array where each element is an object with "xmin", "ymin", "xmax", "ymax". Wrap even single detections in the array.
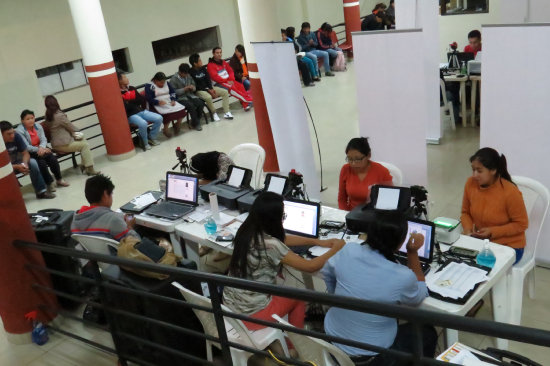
[
  {"xmin": 207, "ymin": 47, "xmax": 253, "ymax": 111},
  {"xmin": 464, "ymin": 30, "xmax": 482, "ymax": 57}
]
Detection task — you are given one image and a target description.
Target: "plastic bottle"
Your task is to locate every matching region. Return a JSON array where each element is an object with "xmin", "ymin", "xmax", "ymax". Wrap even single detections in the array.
[
  {"xmin": 25, "ymin": 311, "xmax": 48, "ymax": 346},
  {"xmin": 460, "ymin": 61, "xmax": 467, "ymax": 75},
  {"xmin": 476, "ymin": 239, "xmax": 496, "ymax": 268},
  {"xmin": 204, "ymin": 216, "xmax": 217, "ymax": 235}
]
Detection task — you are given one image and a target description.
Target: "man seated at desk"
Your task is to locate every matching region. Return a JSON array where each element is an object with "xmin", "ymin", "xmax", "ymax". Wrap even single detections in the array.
[
  {"xmin": 464, "ymin": 30, "xmax": 482, "ymax": 57},
  {"xmin": 322, "ymin": 211, "xmax": 437, "ymax": 365}
]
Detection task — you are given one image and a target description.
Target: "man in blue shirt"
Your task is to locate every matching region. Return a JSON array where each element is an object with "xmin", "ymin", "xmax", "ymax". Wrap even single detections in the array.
[
  {"xmin": 322, "ymin": 212, "xmax": 437, "ymax": 365},
  {"xmin": 1, "ymin": 120, "xmax": 54, "ymax": 199}
]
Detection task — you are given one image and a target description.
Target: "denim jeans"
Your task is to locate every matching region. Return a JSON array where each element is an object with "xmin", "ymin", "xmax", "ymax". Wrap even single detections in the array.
[
  {"xmin": 325, "ymin": 47, "xmax": 342, "ymax": 60},
  {"xmin": 300, "ymin": 56, "xmax": 317, "ymax": 79},
  {"xmin": 27, "ymin": 158, "xmax": 47, "ymax": 193},
  {"xmin": 128, "ymin": 110, "xmax": 163, "ymax": 146},
  {"xmin": 307, "ymin": 49, "xmax": 330, "ymax": 73},
  {"xmin": 242, "ymin": 78, "xmax": 251, "ymax": 91}
]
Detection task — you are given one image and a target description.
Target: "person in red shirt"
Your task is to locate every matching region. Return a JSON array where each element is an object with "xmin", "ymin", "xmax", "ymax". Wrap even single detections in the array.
[
  {"xmin": 207, "ymin": 47, "xmax": 253, "ymax": 111},
  {"xmin": 338, "ymin": 137, "xmax": 393, "ymax": 211},
  {"xmin": 464, "ymin": 29, "xmax": 482, "ymax": 57}
]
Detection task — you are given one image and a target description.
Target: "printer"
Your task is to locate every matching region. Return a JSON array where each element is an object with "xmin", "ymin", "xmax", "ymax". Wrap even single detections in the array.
[
  {"xmin": 199, "ymin": 165, "xmax": 253, "ymax": 210},
  {"xmin": 237, "ymin": 173, "xmax": 290, "ymax": 212},
  {"xmin": 467, "ymin": 52, "xmax": 481, "ymax": 75}
]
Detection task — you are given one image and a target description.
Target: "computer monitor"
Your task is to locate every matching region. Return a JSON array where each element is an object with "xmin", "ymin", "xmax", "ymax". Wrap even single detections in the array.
[
  {"xmin": 165, "ymin": 172, "xmax": 199, "ymax": 205},
  {"xmin": 398, "ymin": 218, "xmax": 435, "ymax": 263},
  {"xmin": 283, "ymin": 198, "xmax": 320, "ymax": 238}
]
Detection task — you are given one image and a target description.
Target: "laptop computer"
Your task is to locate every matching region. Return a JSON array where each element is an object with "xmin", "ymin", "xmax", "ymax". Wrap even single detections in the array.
[
  {"xmin": 283, "ymin": 198, "xmax": 321, "ymax": 255},
  {"xmin": 396, "ymin": 218, "xmax": 436, "ymax": 274},
  {"xmin": 144, "ymin": 172, "xmax": 199, "ymax": 220}
]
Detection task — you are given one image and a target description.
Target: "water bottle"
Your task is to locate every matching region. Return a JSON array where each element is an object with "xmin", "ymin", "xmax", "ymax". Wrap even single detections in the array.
[
  {"xmin": 204, "ymin": 216, "xmax": 217, "ymax": 235},
  {"xmin": 476, "ymin": 239, "xmax": 496, "ymax": 268},
  {"xmin": 460, "ymin": 61, "xmax": 467, "ymax": 75}
]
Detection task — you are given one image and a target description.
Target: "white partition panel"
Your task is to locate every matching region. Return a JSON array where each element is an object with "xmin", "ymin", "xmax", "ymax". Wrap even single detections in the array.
[
  {"xmin": 253, "ymin": 42, "xmax": 321, "ymax": 200},
  {"xmin": 353, "ymin": 30, "xmax": 428, "ymax": 186},
  {"xmin": 481, "ymin": 24, "xmax": 550, "ymax": 266}
]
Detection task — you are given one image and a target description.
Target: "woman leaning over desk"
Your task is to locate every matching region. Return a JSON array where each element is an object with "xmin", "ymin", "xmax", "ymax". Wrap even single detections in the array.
[
  {"xmin": 338, "ymin": 137, "xmax": 393, "ymax": 211},
  {"xmin": 461, "ymin": 147, "xmax": 528, "ymax": 263},
  {"xmin": 223, "ymin": 192, "xmax": 345, "ymax": 330}
]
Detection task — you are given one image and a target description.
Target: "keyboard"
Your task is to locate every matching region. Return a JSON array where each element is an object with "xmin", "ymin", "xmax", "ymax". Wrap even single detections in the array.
[
  {"xmin": 396, "ymin": 256, "xmax": 431, "ymax": 275},
  {"xmin": 146, "ymin": 201, "xmax": 194, "ymax": 219}
]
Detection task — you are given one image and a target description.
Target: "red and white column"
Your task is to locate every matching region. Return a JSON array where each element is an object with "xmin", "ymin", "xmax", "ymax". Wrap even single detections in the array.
[
  {"xmin": 343, "ymin": 0, "xmax": 362, "ymax": 52},
  {"xmin": 237, "ymin": 0, "xmax": 280, "ymax": 172},
  {"xmin": 0, "ymin": 139, "xmax": 58, "ymax": 341},
  {"xmin": 68, "ymin": 0, "xmax": 135, "ymax": 161}
]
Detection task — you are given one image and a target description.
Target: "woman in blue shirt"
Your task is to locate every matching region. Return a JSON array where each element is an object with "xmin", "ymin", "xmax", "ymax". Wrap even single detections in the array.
[{"xmin": 322, "ymin": 211, "xmax": 437, "ymax": 365}]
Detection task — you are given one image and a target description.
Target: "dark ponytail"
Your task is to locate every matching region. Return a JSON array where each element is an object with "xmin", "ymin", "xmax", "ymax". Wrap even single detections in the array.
[
  {"xmin": 470, "ymin": 147, "xmax": 513, "ymax": 184},
  {"xmin": 365, "ymin": 211, "xmax": 408, "ymax": 261}
]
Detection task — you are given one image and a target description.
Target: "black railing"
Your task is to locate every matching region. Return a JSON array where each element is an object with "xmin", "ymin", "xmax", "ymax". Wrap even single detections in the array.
[{"xmin": 13, "ymin": 239, "xmax": 550, "ymax": 366}]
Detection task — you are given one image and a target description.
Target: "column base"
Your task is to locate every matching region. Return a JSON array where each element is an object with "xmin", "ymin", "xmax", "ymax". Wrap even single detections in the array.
[
  {"xmin": 107, "ymin": 149, "xmax": 136, "ymax": 162},
  {"xmin": 6, "ymin": 331, "xmax": 32, "ymax": 345}
]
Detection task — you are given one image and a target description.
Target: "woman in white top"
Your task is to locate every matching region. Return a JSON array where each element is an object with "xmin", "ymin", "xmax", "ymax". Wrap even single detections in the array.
[
  {"xmin": 145, "ymin": 72, "xmax": 187, "ymax": 136},
  {"xmin": 223, "ymin": 192, "xmax": 345, "ymax": 330}
]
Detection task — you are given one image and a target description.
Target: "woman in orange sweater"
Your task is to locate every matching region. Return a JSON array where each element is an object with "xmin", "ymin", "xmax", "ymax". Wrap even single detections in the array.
[
  {"xmin": 338, "ymin": 137, "xmax": 393, "ymax": 211},
  {"xmin": 461, "ymin": 148, "xmax": 528, "ymax": 263}
]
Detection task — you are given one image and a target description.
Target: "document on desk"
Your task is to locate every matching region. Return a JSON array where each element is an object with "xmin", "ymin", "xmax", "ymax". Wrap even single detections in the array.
[
  {"xmin": 426, "ymin": 262, "xmax": 488, "ymax": 299},
  {"xmin": 131, "ymin": 192, "xmax": 158, "ymax": 209},
  {"xmin": 187, "ymin": 204, "xmax": 230, "ymax": 223},
  {"xmin": 437, "ymin": 342, "xmax": 497, "ymax": 365}
]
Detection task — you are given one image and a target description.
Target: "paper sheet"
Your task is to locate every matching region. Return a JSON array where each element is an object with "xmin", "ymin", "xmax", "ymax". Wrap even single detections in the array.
[
  {"xmin": 213, "ymin": 212, "xmax": 235, "ymax": 227},
  {"xmin": 427, "ymin": 262, "xmax": 488, "ymax": 299},
  {"xmin": 321, "ymin": 232, "xmax": 361, "ymax": 244},
  {"xmin": 309, "ymin": 246, "xmax": 331, "ymax": 257},
  {"xmin": 437, "ymin": 342, "xmax": 496, "ymax": 365},
  {"xmin": 227, "ymin": 167, "xmax": 245, "ymax": 187},
  {"xmin": 375, "ymin": 187, "xmax": 400, "ymax": 210},
  {"xmin": 132, "ymin": 192, "xmax": 157, "ymax": 208},
  {"xmin": 235, "ymin": 212, "xmax": 249, "ymax": 223}
]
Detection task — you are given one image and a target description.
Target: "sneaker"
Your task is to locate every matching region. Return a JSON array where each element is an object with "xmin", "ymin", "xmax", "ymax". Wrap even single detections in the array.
[
  {"xmin": 56, "ymin": 179, "xmax": 70, "ymax": 187},
  {"xmin": 306, "ymin": 82, "xmax": 316, "ymax": 87},
  {"xmin": 194, "ymin": 124, "xmax": 203, "ymax": 131},
  {"xmin": 325, "ymin": 71, "xmax": 335, "ymax": 77},
  {"xmin": 313, "ymin": 77, "xmax": 321, "ymax": 81},
  {"xmin": 37, "ymin": 191, "xmax": 56, "ymax": 199},
  {"xmin": 47, "ymin": 182, "xmax": 57, "ymax": 192},
  {"xmin": 145, "ymin": 144, "xmax": 152, "ymax": 150},
  {"xmin": 213, "ymin": 113, "xmax": 221, "ymax": 122},
  {"xmin": 224, "ymin": 112, "xmax": 234, "ymax": 120},
  {"xmin": 244, "ymin": 103, "xmax": 253, "ymax": 111},
  {"xmin": 149, "ymin": 138, "xmax": 160, "ymax": 146}
]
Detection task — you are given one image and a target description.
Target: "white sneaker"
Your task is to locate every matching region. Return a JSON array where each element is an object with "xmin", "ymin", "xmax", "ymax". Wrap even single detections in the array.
[
  {"xmin": 145, "ymin": 144, "xmax": 152, "ymax": 150},
  {"xmin": 149, "ymin": 138, "xmax": 160, "ymax": 146},
  {"xmin": 213, "ymin": 113, "xmax": 221, "ymax": 122},
  {"xmin": 224, "ymin": 112, "xmax": 234, "ymax": 120}
]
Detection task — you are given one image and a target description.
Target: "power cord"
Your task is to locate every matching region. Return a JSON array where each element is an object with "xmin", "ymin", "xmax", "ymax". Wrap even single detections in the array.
[{"xmin": 303, "ymin": 96, "xmax": 327, "ymax": 192}]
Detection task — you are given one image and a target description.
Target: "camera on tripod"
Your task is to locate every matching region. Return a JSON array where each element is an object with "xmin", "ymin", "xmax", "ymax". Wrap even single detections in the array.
[
  {"xmin": 172, "ymin": 147, "xmax": 190, "ymax": 173},
  {"xmin": 287, "ymin": 169, "xmax": 309, "ymax": 200},
  {"xmin": 410, "ymin": 185, "xmax": 428, "ymax": 219}
]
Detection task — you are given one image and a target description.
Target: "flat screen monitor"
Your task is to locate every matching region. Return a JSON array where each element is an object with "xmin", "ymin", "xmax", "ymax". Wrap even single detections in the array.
[
  {"xmin": 165, "ymin": 172, "xmax": 199, "ymax": 205},
  {"xmin": 398, "ymin": 218, "xmax": 435, "ymax": 263},
  {"xmin": 283, "ymin": 198, "xmax": 320, "ymax": 238}
]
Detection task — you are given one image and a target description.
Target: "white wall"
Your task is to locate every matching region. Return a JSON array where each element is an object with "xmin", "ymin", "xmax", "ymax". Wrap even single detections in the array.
[{"xmin": 527, "ymin": 0, "xmax": 550, "ymax": 22}]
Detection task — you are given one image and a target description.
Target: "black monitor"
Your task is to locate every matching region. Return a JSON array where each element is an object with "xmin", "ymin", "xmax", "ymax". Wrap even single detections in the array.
[{"xmin": 283, "ymin": 198, "xmax": 320, "ymax": 238}]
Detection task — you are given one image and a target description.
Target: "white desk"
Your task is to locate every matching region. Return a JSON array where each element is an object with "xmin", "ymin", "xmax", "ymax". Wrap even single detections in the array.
[
  {"xmin": 444, "ymin": 74, "xmax": 481, "ymax": 127},
  {"xmin": 134, "ymin": 213, "xmax": 188, "ymax": 258},
  {"xmin": 424, "ymin": 235, "xmax": 515, "ymax": 349}
]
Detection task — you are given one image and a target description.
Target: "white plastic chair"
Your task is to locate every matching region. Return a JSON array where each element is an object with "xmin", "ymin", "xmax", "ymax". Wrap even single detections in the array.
[
  {"xmin": 71, "ymin": 234, "xmax": 119, "ymax": 271},
  {"xmin": 440, "ymin": 79, "xmax": 456, "ymax": 131},
  {"xmin": 377, "ymin": 161, "xmax": 403, "ymax": 186},
  {"xmin": 172, "ymin": 282, "xmax": 289, "ymax": 365},
  {"xmin": 272, "ymin": 315, "xmax": 354, "ymax": 366},
  {"xmin": 228, "ymin": 143, "xmax": 265, "ymax": 189},
  {"xmin": 509, "ymin": 176, "xmax": 550, "ymax": 325}
]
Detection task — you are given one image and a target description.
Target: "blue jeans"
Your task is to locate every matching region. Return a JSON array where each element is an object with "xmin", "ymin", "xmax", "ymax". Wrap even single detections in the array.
[
  {"xmin": 307, "ymin": 49, "xmax": 330, "ymax": 73},
  {"xmin": 242, "ymin": 78, "xmax": 251, "ymax": 91},
  {"xmin": 325, "ymin": 47, "xmax": 342, "ymax": 60},
  {"xmin": 300, "ymin": 56, "xmax": 317, "ymax": 79},
  {"xmin": 28, "ymin": 158, "xmax": 46, "ymax": 194},
  {"xmin": 128, "ymin": 110, "xmax": 163, "ymax": 146}
]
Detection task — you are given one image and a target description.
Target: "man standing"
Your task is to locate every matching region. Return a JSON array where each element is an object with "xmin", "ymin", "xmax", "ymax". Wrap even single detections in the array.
[
  {"xmin": 464, "ymin": 30, "xmax": 482, "ymax": 57},
  {"xmin": 189, "ymin": 53, "xmax": 233, "ymax": 121},
  {"xmin": 169, "ymin": 63, "xmax": 205, "ymax": 131},
  {"xmin": 207, "ymin": 47, "xmax": 253, "ymax": 111},
  {"xmin": 1, "ymin": 120, "xmax": 54, "ymax": 199}
]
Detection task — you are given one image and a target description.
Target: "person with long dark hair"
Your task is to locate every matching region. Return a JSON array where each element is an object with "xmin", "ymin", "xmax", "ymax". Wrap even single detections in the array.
[
  {"xmin": 338, "ymin": 137, "xmax": 393, "ymax": 211},
  {"xmin": 229, "ymin": 44, "xmax": 251, "ymax": 91},
  {"xmin": 323, "ymin": 211, "xmax": 437, "ymax": 365},
  {"xmin": 223, "ymin": 192, "xmax": 345, "ymax": 330},
  {"xmin": 461, "ymin": 147, "xmax": 528, "ymax": 263}
]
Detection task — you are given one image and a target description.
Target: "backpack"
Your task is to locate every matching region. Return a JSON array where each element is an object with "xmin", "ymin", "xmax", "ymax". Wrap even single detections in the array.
[
  {"xmin": 332, "ymin": 51, "xmax": 347, "ymax": 71},
  {"xmin": 118, "ymin": 236, "xmax": 181, "ymax": 279}
]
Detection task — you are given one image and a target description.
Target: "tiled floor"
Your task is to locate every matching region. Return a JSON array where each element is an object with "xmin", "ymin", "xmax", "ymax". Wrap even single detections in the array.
[{"xmin": 5, "ymin": 61, "xmax": 550, "ymax": 364}]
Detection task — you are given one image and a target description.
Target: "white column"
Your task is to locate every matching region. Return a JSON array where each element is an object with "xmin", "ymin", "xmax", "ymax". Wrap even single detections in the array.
[{"xmin": 237, "ymin": 0, "xmax": 279, "ymax": 65}]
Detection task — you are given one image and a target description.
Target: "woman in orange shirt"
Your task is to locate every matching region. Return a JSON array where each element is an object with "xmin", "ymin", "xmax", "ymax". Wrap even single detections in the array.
[
  {"xmin": 338, "ymin": 137, "xmax": 393, "ymax": 211},
  {"xmin": 461, "ymin": 148, "xmax": 528, "ymax": 263}
]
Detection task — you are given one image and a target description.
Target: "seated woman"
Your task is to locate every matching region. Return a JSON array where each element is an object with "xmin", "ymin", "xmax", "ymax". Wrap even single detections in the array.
[
  {"xmin": 461, "ymin": 148, "xmax": 528, "ymax": 263},
  {"xmin": 190, "ymin": 151, "xmax": 234, "ymax": 185},
  {"xmin": 145, "ymin": 72, "xmax": 187, "ymax": 136},
  {"xmin": 229, "ymin": 44, "xmax": 251, "ymax": 91},
  {"xmin": 338, "ymin": 137, "xmax": 393, "ymax": 211},
  {"xmin": 16, "ymin": 109, "xmax": 69, "ymax": 192},
  {"xmin": 43, "ymin": 95, "xmax": 99, "ymax": 176},
  {"xmin": 223, "ymin": 192, "xmax": 345, "ymax": 330},
  {"xmin": 284, "ymin": 27, "xmax": 320, "ymax": 85},
  {"xmin": 323, "ymin": 210, "xmax": 437, "ymax": 365}
]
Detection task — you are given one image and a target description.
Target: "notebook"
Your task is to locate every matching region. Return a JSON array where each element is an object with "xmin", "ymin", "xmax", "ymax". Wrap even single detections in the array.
[
  {"xmin": 144, "ymin": 172, "xmax": 199, "ymax": 220},
  {"xmin": 396, "ymin": 218, "xmax": 435, "ymax": 274}
]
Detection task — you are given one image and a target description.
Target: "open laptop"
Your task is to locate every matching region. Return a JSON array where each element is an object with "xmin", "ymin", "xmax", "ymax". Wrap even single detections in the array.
[
  {"xmin": 144, "ymin": 172, "xmax": 199, "ymax": 220},
  {"xmin": 283, "ymin": 198, "xmax": 321, "ymax": 255},
  {"xmin": 396, "ymin": 218, "xmax": 435, "ymax": 274}
]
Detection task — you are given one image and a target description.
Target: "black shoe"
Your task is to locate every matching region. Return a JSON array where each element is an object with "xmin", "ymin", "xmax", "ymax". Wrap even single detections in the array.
[
  {"xmin": 194, "ymin": 124, "xmax": 203, "ymax": 131},
  {"xmin": 36, "ymin": 191, "xmax": 56, "ymax": 199}
]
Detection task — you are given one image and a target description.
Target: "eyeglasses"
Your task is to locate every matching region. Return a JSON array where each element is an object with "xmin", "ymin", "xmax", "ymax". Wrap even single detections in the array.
[{"xmin": 345, "ymin": 156, "xmax": 367, "ymax": 164}]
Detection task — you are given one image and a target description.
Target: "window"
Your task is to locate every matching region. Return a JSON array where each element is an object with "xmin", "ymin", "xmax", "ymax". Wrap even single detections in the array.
[
  {"xmin": 35, "ymin": 60, "xmax": 87, "ymax": 96},
  {"xmin": 440, "ymin": 0, "xmax": 488, "ymax": 15},
  {"xmin": 112, "ymin": 47, "xmax": 133, "ymax": 73},
  {"xmin": 152, "ymin": 26, "xmax": 220, "ymax": 65}
]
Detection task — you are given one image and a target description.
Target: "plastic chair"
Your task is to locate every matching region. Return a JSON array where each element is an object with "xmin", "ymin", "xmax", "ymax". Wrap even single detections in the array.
[
  {"xmin": 377, "ymin": 161, "xmax": 403, "ymax": 186},
  {"xmin": 440, "ymin": 79, "xmax": 456, "ymax": 131},
  {"xmin": 71, "ymin": 234, "xmax": 119, "ymax": 271},
  {"xmin": 509, "ymin": 176, "xmax": 550, "ymax": 325},
  {"xmin": 172, "ymin": 282, "xmax": 289, "ymax": 364},
  {"xmin": 228, "ymin": 143, "xmax": 266, "ymax": 189},
  {"xmin": 272, "ymin": 315, "xmax": 354, "ymax": 366}
]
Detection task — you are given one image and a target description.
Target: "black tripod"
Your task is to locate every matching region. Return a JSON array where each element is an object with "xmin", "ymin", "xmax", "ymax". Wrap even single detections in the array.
[{"xmin": 172, "ymin": 148, "xmax": 190, "ymax": 173}]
